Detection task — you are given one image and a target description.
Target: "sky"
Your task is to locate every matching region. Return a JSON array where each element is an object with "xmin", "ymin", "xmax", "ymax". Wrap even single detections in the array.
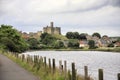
[{"xmin": 0, "ymin": 0, "xmax": 120, "ymax": 37}]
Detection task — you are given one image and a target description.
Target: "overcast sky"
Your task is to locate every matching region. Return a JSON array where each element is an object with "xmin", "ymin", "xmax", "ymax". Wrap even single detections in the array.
[{"xmin": 0, "ymin": 0, "xmax": 120, "ymax": 36}]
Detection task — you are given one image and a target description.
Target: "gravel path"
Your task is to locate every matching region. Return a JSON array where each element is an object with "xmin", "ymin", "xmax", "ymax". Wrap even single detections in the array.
[{"xmin": 0, "ymin": 54, "xmax": 40, "ymax": 80}]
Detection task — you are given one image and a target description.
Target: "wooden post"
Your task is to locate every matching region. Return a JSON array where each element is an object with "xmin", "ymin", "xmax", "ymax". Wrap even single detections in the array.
[
  {"xmin": 64, "ymin": 61, "xmax": 67, "ymax": 80},
  {"xmin": 72, "ymin": 63, "xmax": 76, "ymax": 80},
  {"xmin": 84, "ymin": 66, "xmax": 88, "ymax": 80},
  {"xmin": 59, "ymin": 60, "xmax": 62, "ymax": 69},
  {"xmin": 48, "ymin": 58, "xmax": 51, "ymax": 69},
  {"xmin": 59, "ymin": 60, "xmax": 63, "ymax": 74},
  {"xmin": 98, "ymin": 69, "xmax": 103, "ymax": 80},
  {"xmin": 52, "ymin": 59, "xmax": 56, "ymax": 74},
  {"xmin": 64, "ymin": 61, "xmax": 67, "ymax": 72},
  {"xmin": 118, "ymin": 73, "xmax": 120, "ymax": 80},
  {"xmin": 22, "ymin": 54, "xmax": 25, "ymax": 62},
  {"xmin": 44, "ymin": 57, "xmax": 46, "ymax": 68},
  {"xmin": 40, "ymin": 56, "xmax": 43, "ymax": 63}
]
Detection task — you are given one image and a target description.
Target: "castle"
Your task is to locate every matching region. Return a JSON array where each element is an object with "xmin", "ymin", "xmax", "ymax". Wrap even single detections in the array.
[
  {"xmin": 20, "ymin": 22, "xmax": 61, "ymax": 39},
  {"xmin": 43, "ymin": 22, "xmax": 61, "ymax": 35}
]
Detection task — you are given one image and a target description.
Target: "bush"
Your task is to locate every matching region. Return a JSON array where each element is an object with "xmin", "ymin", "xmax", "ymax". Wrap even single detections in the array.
[
  {"xmin": 108, "ymin": 43, "xmax": 114, "ymax": 47},
  {"xmin": 88, "ymin": 40, "xmax": 96, "ymax": 49}
]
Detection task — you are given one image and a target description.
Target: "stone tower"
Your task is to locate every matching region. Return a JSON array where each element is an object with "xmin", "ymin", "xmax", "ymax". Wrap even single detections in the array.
[
  {"xmin": 43, "ymin": 22, "xmax": 61, "ymax": 35},
  {"xmin": 50, "ymin": 22, "xmax": 53, "ymax": 27}
]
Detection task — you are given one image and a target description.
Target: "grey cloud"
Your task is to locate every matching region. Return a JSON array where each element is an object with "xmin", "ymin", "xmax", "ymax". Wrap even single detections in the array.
[
  {"xmin": 109, "ymin": 0, "xmax": 120, "ymax": 7},
  {"xmin": 60, "ymin": 0, "xmax": 120, "ymax": 13}
]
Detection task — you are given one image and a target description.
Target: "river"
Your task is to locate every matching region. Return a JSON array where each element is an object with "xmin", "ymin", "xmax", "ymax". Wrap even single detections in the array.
[{"xmin": 23, "ymin": 51, "xmax": 120, "ymax": 80}]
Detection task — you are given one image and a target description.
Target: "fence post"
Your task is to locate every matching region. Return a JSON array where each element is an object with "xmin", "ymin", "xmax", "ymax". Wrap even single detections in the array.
[
  {"xmin": 44, "ymin": 57, "xmax": 46, "ymax": 68},
  {"xmin": 64, "ymin": 60, "xmax": 67, "ymax": 80},
  {"xmin": 98, "ymin": 69, "xmax": 103, "ymax": 80},
  {"xmin": 52, "ymin": 58, "xmax": 56, "ymax": 74},
  {"xmin": 118, "ymin": 73, "xmax": 120, "ymax": 80},
  {"xmin": 72, "ymin": 63, "xmax": 76, "ymax": 80},
  {"xmin": 59, "ymin": 60, "xmax": 63, "ymax": 74},
  {"xmin": 48, "ymin": 58, "xmax": 51, "ymax": 69},
  {"xmin": 84, "ymin": 66, "xmax": 88, "ymax": 80},
  {"xmin": 22, "ymin": 54, "xmax": 25, "ymax": 62}
]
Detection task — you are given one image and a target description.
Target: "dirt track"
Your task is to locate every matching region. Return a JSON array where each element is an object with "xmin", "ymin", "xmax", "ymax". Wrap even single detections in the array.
[{"xmin": 0, "ymin": 54, "xmax": 40, "ymax": 80}]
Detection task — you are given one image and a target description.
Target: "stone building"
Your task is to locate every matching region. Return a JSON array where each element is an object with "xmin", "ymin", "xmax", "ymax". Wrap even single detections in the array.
[
  {"xmin": 20, "ymin": 31, "xmax": 42, "ymax": 39},
  {"xmin": 43, "ymin": 22, "xmax": 61, "ymax": 35}
]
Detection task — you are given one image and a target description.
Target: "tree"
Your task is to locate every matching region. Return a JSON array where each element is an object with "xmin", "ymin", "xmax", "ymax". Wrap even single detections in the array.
[
  {"xmin": 79, "ymin": 33, "xmax": 87, "ymax": 40},
  {"xmin": 0, "ymin": 24, "xmax": 28, "ymax": 52},
  {"xmin": 92, "ymin": 32, "xmax": 101, "ymax": 39},
  {"xmin": 66, "ymin": 32, "xmax": 74, "ymax": 39},
  {"xmin": 1, "ymin": 37, "xmax": 18, "ymax": 52},
  {"xmin": 53, "ymin": 41, "xmax": 64, "ymax": 49},
  {"xmin": 27, "ymin": 38, "xmax": 40, "ymax": 49},
  {"xmin": 40, "ymin": 33, "xmax": 49, "ymax": 41},
  {"xmin": 68, "ymin": 39, "xmax": 79, "ymax": 48},
  {"xmin": 108, "ymin": 43, "xmax": 114, "ymax": 47},
  {"xmin": 66, "ymin": 32, "xmax": 80, "ymax": 39},
  {"xmin": 88, "ymin": 40, "xmax": 95, "ymax": 49},
  {"xmin": 40, "ymin": 33, "xmax": 57, "ymax": 46},
  {"xmin": 73, "ymin": 32, "xmax": 79, "ymax": 39}
]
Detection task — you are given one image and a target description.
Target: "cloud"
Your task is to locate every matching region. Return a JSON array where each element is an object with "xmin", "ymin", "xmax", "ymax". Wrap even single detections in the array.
[{"xmin": 0, "ymin": 0, "xmax": 120, "ymax": 36}]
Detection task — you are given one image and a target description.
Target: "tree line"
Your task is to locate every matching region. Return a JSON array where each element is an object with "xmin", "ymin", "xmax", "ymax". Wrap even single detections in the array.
[{"xmin": 1, "ymin": 25, "xmax": 119, "ymax": 53}]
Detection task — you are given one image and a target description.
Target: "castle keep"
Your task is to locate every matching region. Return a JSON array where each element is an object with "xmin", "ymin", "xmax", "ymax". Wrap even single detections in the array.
[
  {"xmin": 43, "ymin": 22, "xmax": 61, "ymax": 35},
  {"xmin": 21, "ymin": 22, "xmax": 61, "ymax": 39}
]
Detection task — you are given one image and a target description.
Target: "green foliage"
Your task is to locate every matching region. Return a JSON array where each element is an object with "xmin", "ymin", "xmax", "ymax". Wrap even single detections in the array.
[
  {"xmin": 108, "ymin": 43, "xmax": 114, "ymax": 47},
  {"xmin": 88, "ymin": 40, "xmax": 96, "ymax": 49},
  {"xmin": 53, "ymin": 41, "xmax": 65, "ymax": 49},
  {"xmin": 66, "ymin": 32, "xmax": 79, "ymax": 39},
  {"xmin": 68, "ymin": 39, "xmax": 79, "ymax": 48},
  {"xmin": 27, "ymin": 38, "xmax": 40, "ymax": 49},
  {"xmin": 66, "ymin": 32, "xmax": 87, "ymax": 40},
  {"xmin": 79, "ymin": 33, "xmax": 87, "ymax": 40},
  {"xmin": 52, "ymin": 34, "xmax": 68, "ymax": 40},
  {"xmin": 40, "ymin": 33, "xmax": 57, "ymax": 47},
  {"xmin": 0, "ymin": 24, "xmax": 28, "ymax": 52},
  {"xmin": 92, "ymin": 32, "xmax": 101, "ymax": 38}
]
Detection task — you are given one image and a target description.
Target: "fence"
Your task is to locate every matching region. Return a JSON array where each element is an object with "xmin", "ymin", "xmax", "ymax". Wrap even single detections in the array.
[{"xmin": 6, "ymin": 52, "xmax": 120, "ymax": 80}]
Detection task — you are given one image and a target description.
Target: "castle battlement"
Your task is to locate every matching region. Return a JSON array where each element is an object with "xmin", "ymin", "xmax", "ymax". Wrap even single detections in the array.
[{"xmin": 43, "ymin": 22, "xmax": 61, "ymax": 35}]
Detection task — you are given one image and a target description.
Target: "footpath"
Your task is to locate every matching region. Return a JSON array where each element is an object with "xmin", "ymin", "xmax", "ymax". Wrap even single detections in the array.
[{"xmin": 0, "ymin": 54, "xmax": 40, "ymax": 80}]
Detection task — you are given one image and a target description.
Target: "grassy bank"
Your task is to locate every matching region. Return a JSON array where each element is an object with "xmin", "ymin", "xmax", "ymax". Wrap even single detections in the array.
[{"xmin": 0, "ymin": 50, "xmax": 84, "ymax": 80}]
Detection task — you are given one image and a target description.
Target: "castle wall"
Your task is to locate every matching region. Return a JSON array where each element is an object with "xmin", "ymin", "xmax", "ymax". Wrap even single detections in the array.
[
  {"xmin": 54, "ymin": 27, "xmax": 61, "ymax": 35},
  {"xmin": 43, "ymin": 22, "xmax": 61, "ymax": 35}
]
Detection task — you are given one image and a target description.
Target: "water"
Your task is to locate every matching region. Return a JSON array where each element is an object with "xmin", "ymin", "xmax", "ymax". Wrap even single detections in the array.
[{"xmin": 23, "ymin": 51, "xmax": 120, "ymax": 80}]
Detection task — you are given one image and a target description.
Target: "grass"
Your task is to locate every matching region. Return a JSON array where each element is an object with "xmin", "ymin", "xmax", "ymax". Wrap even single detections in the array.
[
  {"xmin": 52, "ymin": 34, "xmax": 68, "ymax": 40},
  {"xmin": 0, "ymin": 50, "xmax": 84, "ymax": 80}
]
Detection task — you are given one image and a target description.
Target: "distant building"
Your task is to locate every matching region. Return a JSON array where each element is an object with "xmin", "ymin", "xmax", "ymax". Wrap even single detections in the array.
[
  {"xmin": 79, "ymin": 40, "xmax": 88, "ymax": 47},
  {"xmin": 20, "ymin": 31, "xmax": 42, "ymax": 39},
  {"xmin": 100, "ymin": 35, "xmax": 112, "ymax": 47},
  {"xmin": 20, "ymin": 22, "xmax": 61, "ymax": 39},
  {"xmin": 43, "ymin": 22, "xmax": 61, "ymax": 35},
  {"xmin": 114, "ymin": 41, "xmax": 120, "ymax": 47}
]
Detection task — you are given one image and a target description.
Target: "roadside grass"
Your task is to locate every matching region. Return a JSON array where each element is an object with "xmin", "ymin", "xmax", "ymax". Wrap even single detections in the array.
[{"xmin": 0, "ymin": 50, "xmax": 84, "ymax": 80}]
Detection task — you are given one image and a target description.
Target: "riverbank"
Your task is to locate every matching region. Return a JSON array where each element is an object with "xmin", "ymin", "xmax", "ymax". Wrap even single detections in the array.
[{"xmin": 28, "ymin": 47, "xmax": 120, "ymax": 53}]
